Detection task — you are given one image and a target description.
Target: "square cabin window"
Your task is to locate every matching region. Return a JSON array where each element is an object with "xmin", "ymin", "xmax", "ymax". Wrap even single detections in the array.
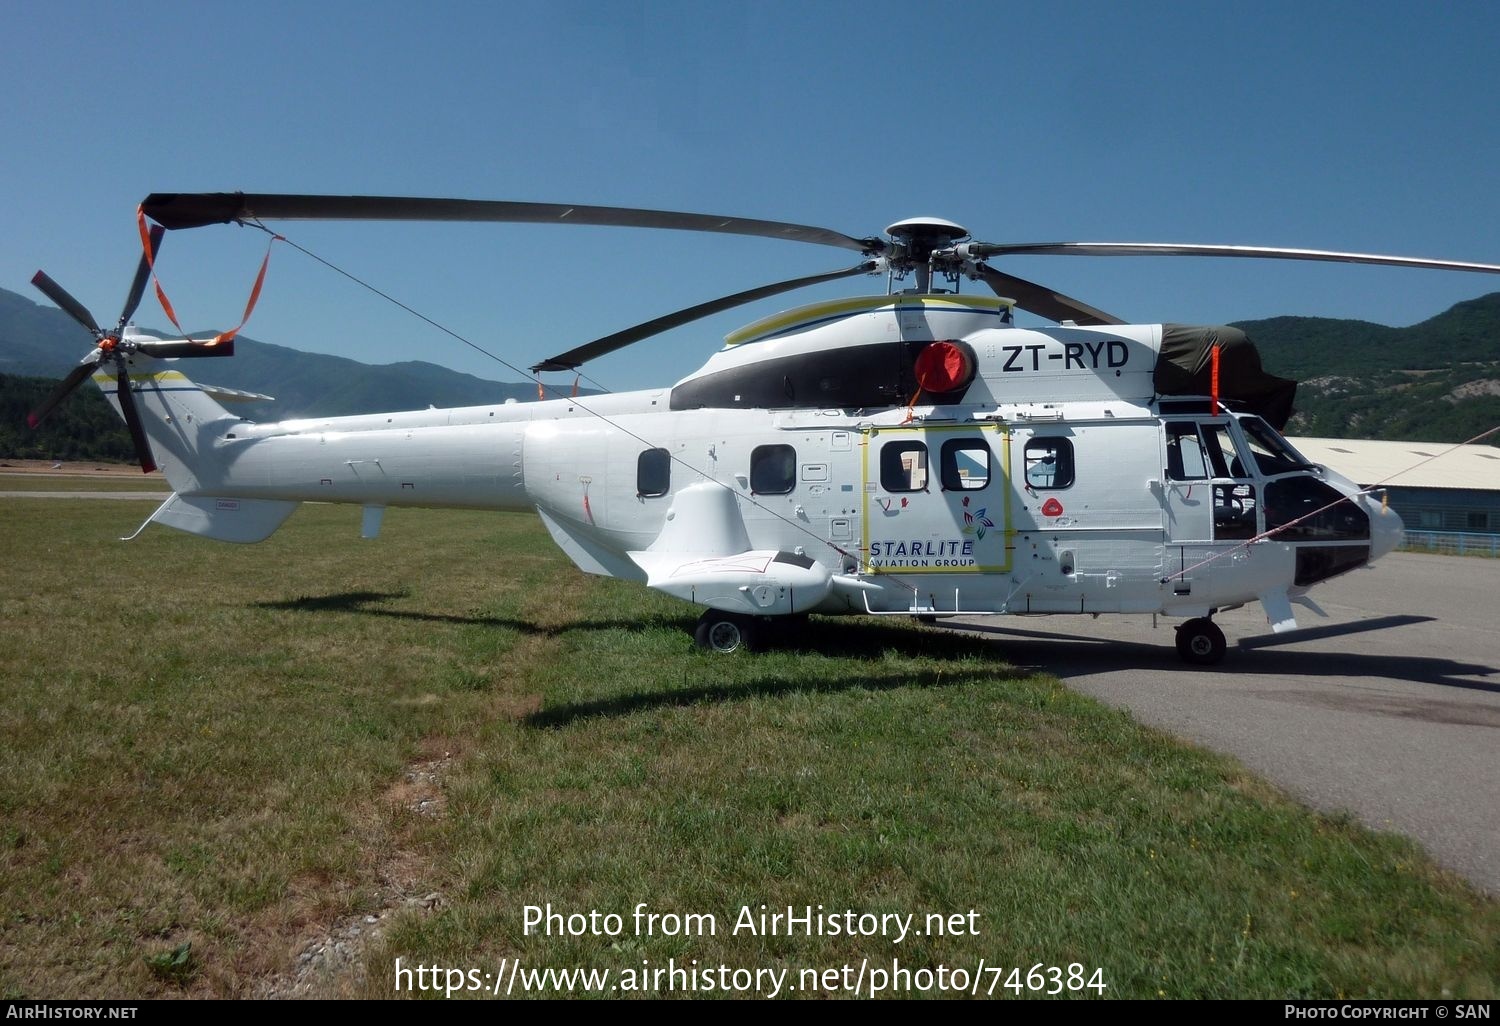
[
  {"xmin": 1024, "ymin": 438, "xmax": 1074, "ymax": 489},
  {"xmin": 750, "ymin": 444, "xmax": 796, "ymax": 494},
  {"xmin": 637, "ymin": 448, "xmax": 670, "ymax": 497},
  {"xmin": 881, "ymin": 441, "xmax": 928, "ymax": 492},
  {"xmin": 941, "ymin": 438, "xmax": 990, "ymax": 490}
]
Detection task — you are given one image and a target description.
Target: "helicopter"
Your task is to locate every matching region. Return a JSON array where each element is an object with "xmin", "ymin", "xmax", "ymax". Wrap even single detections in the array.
[{"xmin": 26, "ymin": 193, "xmax": 1500, "ymax": 663}]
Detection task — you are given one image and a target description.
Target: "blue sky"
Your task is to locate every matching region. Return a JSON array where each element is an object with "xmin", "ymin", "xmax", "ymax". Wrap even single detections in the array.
[{"xmin": 5, "ymin": 0, "xmax": 1500, "ymax": 393}]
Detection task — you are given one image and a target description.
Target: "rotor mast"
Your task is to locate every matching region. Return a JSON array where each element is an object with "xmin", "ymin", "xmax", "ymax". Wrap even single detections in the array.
[{"xmin": 885, "ymin": 217, "xmax": 970, "ymax": 294}]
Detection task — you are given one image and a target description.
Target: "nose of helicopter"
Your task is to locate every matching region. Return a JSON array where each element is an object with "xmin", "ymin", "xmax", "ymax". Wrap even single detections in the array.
[{"xmin": 1366, "ymin": 493, "xmax": 1405, "ymax": 561}]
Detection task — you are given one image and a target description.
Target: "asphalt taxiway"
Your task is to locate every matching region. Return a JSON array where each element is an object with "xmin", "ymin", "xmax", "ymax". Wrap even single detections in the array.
[{"xmin": 949, "ymin": 552, "xmax": 1500, "ymax": 894}]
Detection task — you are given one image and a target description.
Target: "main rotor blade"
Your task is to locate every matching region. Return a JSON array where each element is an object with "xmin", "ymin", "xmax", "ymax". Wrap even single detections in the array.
[
  {"xmin": 972, "ymin": 264, "xmax": 1125, "ymax": 326},
  {"xmin": 141, "ymin": 193, "xmax": 884, "ymax": 254},
  {"xmin": 31, "ymin": 271, "xmax": 102, "ymax": 336},
  {"xmin": 117, "ymin": 224, "xmax": 165, "ymax": 331},
  {"xmin": 969, "ymin": 241, "xmax": 1500, "ymax": 274},
  {"xmin": 27, "ymin": 356, "xmax": 103, "ymax": 428},
  {"xmin": 531, "ymin": 261, "xmax": 879, "ymax": 372},
  {"xmin": 114, "ymin": 362, "xmax": 156, "ymax": 474},
  {"xmin": 135, "ymin": 338, "xmax": 235, "ymax": 359}
]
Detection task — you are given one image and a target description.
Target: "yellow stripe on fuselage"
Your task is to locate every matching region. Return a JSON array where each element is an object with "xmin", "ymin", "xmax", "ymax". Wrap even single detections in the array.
[
  {"xmin": 91, "ymin": 370, "xmax": 193, "ymax": 386},
  {"xmin": 725, "ymin": 294, "xmax": 1013, "ymax": 347}
]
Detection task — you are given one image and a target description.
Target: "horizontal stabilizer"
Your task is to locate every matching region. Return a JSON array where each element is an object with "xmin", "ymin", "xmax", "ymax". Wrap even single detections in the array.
[
  {"xmin": 200, "ymin": 382, "xmax": 275, "ymax": 404},
  {"xmin": 145, "ymin": 493, "xmax": 300, "ymax": 543}
]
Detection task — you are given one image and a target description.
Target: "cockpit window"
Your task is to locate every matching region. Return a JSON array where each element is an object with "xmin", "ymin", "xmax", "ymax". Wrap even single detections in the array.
[
  {"xmin": 1165, "ymin": 423, "xmax": 1210, "ymax": 480},
  {"xmin": 1166, "ymin": 421, "xmax": 1254, "ymax": 479},
  {"xmin": 1202, "ymin": 424, "xmax": 1242, "ymax": 479},
  {"xmin": 1238, "ymin": 417, "xmax": 1313, "ymax": 476}
]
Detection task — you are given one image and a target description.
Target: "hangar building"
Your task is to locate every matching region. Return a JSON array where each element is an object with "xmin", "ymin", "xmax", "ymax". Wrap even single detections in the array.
[{"xmin": 1288, "ymin": 437, "xmax": 1500, "ymax": 546}]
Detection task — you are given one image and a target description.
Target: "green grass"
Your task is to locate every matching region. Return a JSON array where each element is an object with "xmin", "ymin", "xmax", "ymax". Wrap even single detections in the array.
[{"xmin": 1, "ymin": 498, "xmax": 1496, "ymax": 999}]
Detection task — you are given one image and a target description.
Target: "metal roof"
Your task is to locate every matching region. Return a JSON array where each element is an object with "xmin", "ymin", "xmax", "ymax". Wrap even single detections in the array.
[{"xmin": 1286, "ymin": 436, "xmax": 1500, "ymax": 492}]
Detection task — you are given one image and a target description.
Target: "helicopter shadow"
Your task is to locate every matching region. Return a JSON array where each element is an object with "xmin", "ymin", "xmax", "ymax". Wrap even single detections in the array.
[
  {"xmin": 261, "ymin": 592, "xmax": 1022, "ymax": 728},
  {"xmin": 522, "ymin": 617, "xmax": 1024, "ymax": 727},
  {"xmin": 945, "ymin": 615, "xmax": 1500, "ymax": 696},
  {"xmin": 522, "ymin": 661, "xmax": 1012, "ymax": 729},
  {"xmin": 254, "ymin": 590, "xmax": 656, "ymax": 637},
  {"xmin": 254, "ymin": 592, "xmax": 1496, "ymax": 720}
]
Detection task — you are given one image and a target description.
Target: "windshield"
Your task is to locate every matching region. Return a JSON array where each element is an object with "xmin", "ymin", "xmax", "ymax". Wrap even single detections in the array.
[{"xmin": 1237, "ymin": 416, "xmax": 1314, "ymax": 476}]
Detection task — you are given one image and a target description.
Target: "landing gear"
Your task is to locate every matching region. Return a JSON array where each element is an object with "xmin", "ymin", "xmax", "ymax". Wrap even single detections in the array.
[
  {"xmin": 694, "ymin": 610, "xmax": 762, "ymax": 654},
  {"xmin": 1175, "ymin": 617, "xmax": 1227, "ymax": 665}
]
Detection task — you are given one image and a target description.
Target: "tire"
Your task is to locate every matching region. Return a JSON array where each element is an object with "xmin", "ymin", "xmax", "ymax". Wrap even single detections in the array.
[
  {"xmin": 1175, "ymin": 617, "xmax": 1227, "ymax": 665},
  {"xmin": 694, "ymin": 611, "xmax": 759, "ymax": 654}
]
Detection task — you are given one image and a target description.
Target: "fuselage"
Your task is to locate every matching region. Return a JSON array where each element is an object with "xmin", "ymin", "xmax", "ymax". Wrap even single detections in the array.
[{"xmin": 122, "ymin": 294, "xmax": 1401, "ymax": 628}]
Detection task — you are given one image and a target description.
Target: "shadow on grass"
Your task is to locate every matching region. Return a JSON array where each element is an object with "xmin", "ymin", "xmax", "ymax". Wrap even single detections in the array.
[
  {"xmin": 526, "ymin": 617, "xmax": 1029, "ymax": 728},
  {"xmin": 260, "ymin": 591, "xmax": 1033, "ymax": 729},
  {"xmin": 524, "ymin": 662, "xmax": 1025, "ymax": 729},
  {"xmin": 256, "ymin": 590, "xmax": 655, "ymax": 636},
  {"xmin": 771, "ymin": 616, "xmax": 1000, "ymax": 660},
  {"xmin": 255, "ymin": 592, "xmax": 1003, "ymax": 660}
]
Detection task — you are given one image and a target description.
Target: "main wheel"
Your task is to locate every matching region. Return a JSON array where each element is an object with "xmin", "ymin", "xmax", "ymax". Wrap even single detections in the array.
[
  {"xmin": 694, "ymin": 610, "xmax": 760, "ymax": 654},
  {"xmin": 1175, "ymin": 617, "xmax": 1227, "ymax": 665}
]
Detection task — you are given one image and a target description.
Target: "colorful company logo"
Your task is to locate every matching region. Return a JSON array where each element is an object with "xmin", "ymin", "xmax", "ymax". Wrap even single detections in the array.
[{"xmin": 961, "ymin": 495, "xmax": 995, "ymax": 540}]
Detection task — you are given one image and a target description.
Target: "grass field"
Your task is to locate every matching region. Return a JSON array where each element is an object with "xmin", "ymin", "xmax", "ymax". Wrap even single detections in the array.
[{"xmin": 2, "ymin": 498, "xmax": 1497, "ymax": 1000}]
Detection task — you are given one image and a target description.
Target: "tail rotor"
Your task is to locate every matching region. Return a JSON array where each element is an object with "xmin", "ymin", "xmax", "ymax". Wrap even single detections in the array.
[{"xmin": 28, "ymin": 227, "xmax": 231, "ymax": 472}]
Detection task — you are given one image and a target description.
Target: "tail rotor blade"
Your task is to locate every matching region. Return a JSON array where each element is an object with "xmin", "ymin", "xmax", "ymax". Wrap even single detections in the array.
[
  {"xmin": 27, "ymin": 355, "xmax": 103, "ymax": 428},
  {"xmin": 31, "ymin": 271, "xmax": 102, "ymax": 337},
  {"xmin": 113, "ymin": 362, "xmax": 157, "ymax": 474},
  {"xmin": 118, "ymin": 224, "xmax": 165, "ymax": 331}
]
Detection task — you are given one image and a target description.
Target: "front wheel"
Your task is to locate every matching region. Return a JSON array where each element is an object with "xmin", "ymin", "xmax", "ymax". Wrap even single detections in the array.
[
  {"xmin": 1175, "ymin": 618, "xmax": 1227, "ymax": 665},
  {"xmin": 694, "ymin": 610, "xmax": 761, "ymax": 654}
]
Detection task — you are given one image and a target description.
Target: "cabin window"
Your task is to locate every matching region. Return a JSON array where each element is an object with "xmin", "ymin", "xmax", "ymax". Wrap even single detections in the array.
[
  {"xmin": 941, "ymin": 438, "xmax": 990, "ymax": 490},
  {"xmin": 880, "ymin": 441, "xmax": 928, "ymax": 492},
  {"xmin": 750, "ymin": 444, "xmax": 797, "ymax": 494},
  {"xmin": 1024, "ymin": 438, "xmax": 1073, "ymax": 489},
  {"xmin": 637, "ymin": 448, "xmax": 671, "ymax": 497}
]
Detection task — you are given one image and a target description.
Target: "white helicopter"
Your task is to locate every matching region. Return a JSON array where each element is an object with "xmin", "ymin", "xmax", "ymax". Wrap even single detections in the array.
[{"xmin": 27, "ymin": 194, "xmax": 1500, "ymax": 663}]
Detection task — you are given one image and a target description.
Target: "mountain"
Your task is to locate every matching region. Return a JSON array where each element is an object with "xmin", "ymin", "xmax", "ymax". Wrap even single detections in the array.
[
  {"xmin": 1231, "ymin": 292, "xmax": 1500, "ymax": 444},
  {"xmin": 0, "ymin": 286, "xmax": 550, "ymax": 420},
  {"xmin": 0, "ymin": 374, "xmax": 137, "ymax": 462},
  {"xmin": 3, "ymin": 285, "xmax": 1498, "ymax": 461}
]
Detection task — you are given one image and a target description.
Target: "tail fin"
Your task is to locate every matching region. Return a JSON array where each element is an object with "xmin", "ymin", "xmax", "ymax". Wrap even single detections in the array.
[
  {"xmin": 93, "ymin": 349, "xmax": 238, "ymax": 495},
  {"xmin": 96, "ymin": 347, "xmax": 301, "ymax": 544}
]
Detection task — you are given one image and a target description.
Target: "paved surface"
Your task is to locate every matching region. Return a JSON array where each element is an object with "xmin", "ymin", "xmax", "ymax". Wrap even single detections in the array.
[{"xmin": 947, "ymin": 552, "xmax": 1500, "ymax": 895}]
